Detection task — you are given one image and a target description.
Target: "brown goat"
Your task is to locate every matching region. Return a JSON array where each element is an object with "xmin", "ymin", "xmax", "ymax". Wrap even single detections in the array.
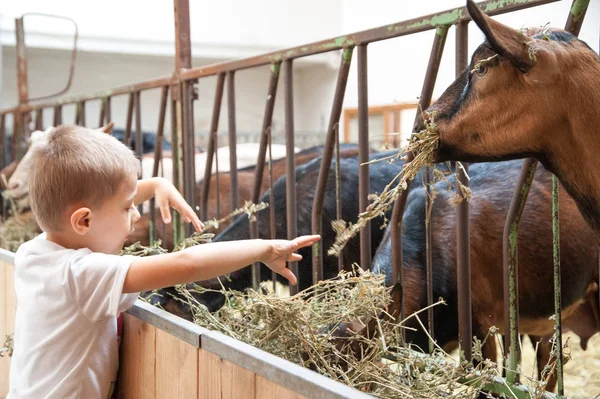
[{"xmin": 420, "ymin": 1, "xmax": 600, "ymax": 236}]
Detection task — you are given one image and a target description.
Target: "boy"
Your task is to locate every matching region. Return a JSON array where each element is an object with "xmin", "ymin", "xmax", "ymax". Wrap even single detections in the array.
[{"xmin": 7, "ymin": 125, "xmax": 319, "ymax": 399}]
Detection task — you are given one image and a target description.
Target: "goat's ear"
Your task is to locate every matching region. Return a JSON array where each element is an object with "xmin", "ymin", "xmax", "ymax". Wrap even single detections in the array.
[
  {"xmin": 466, "ymin": 0, "xmax": 535, "ymax": 73},
  {"xmin": 97, "ymin": 121, "xmax": 114, "ymax": 134}
]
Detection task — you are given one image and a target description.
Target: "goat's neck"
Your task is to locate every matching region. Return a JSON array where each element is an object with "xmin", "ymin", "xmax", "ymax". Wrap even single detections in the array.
[{"xmin": 544, "ymin": 102, "xmax": 600, "ymax": 234}]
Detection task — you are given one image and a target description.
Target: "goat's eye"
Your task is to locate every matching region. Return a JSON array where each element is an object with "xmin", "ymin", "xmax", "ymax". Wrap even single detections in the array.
[{"xmin": 476, "ymin": 65, "xmax": 488, "ymax": 76}]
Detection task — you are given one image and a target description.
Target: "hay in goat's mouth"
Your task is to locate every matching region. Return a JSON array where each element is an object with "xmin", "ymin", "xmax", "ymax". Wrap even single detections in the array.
[{"xmin": 328, "ymin": 113, "xmax": 471, "ymax": 257}]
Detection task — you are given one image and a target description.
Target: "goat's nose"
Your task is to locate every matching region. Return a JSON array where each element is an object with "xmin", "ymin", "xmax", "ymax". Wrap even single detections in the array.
[{"xmin": 7, "ymin": 181, "xmax": 19, "ymax": 190}]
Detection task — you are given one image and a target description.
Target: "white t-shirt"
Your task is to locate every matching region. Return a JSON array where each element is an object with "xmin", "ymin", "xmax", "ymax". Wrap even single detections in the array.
[{"xmin": 8, "ymin": 234, "xmax": 139, "ymax": 399}]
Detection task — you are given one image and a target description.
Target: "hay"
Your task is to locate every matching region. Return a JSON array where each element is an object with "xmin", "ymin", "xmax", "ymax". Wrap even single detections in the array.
[
  {"xmin": 0, "ymin": 213, "xmax": 41, "ymax": 252},
  {"xmin": 0, "ymin": 334, "xmax": 13, "ymax": 358},
  {"xmin": 328, "ymin": 113, "xmax": 470, "ymax": 257},
  {"xmin": 165, "ymin": 267, "xmax": 511, "ymax": 399}
]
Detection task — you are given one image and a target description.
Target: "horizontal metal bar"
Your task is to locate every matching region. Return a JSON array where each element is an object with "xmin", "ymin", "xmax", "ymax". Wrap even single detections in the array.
[
  {"xmin": 0, "ymin": 75, "xmax": 172, "ymax": 115},
  {"xmin": 180, "ymin": 0, "xmax": 557, "ymax": 80}
]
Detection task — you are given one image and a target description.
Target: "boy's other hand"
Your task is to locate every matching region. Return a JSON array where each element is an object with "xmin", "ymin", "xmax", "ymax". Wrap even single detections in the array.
[
  {"xmin": 261, "ymin": 235, "xmax": 321, "ymax": 286},
  {"xmin": 154, "ymin": 178, "xmax": 204, "ymax": 232}
]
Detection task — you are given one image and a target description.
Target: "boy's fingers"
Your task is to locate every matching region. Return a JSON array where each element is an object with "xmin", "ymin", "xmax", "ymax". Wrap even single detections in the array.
[
  {"xmin": 279, "ymin": 268, "xmax": 297, "ymax": 286},
  {"xmin": 288, "ymin": 253, "xmax": 302, "ymax": 262},
  {"xmin": 293, "ymin": 235, "xmax": 321, "ymax": 248},
  {"xmin": 160, "ymin": 204, "xmax": 171, "ymax": 223}
]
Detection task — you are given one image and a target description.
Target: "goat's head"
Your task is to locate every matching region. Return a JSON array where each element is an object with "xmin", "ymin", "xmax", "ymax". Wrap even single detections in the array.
[
  {"xmin": 5, "ymin": 122, "xmax": 114, "ymax": 200},
  {"xmin": 419, "ymin": 0, "xmax": 597, "ymax": 164}
]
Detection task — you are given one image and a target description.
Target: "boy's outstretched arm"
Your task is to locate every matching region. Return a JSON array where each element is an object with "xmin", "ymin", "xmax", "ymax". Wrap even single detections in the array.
[{"xmin": 122, "ymin": 235, "xmax": 320, "ymax": 294}]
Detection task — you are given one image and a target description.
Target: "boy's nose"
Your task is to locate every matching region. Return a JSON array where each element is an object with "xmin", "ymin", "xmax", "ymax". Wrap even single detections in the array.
[{"xmin": 132, "ymin": 206, "xmax": 141, "ymax": 222}]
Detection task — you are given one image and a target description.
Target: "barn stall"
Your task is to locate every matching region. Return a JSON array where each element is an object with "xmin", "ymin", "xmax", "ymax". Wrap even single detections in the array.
[{"xmin": 0, "ymin": 0, "xmax": 597, "ymax": 397}]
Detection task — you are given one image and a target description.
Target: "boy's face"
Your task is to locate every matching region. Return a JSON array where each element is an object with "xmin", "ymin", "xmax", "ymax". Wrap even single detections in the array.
[{"xmin": 85, "ymin": 176, "xmax": 140, "ymax": 254}]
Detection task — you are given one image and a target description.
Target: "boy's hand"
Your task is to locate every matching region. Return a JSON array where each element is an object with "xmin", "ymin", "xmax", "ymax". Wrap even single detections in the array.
[
  {"xmin": 154, "ymin": 178, "xmax": 204, "ymax": 232},
  {"xmin": 261, "ymin": 235, "xmax": 321, "ymax": 286}
]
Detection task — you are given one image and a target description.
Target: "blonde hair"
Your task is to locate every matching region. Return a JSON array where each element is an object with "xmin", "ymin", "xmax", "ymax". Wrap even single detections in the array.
[{"xmin": 29, "ymin": 125, "xmax": 141, "ymax": 231}]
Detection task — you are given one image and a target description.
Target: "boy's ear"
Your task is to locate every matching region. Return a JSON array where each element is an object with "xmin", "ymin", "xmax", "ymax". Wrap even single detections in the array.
[{"xmin": 70, "ymin": 207, "xmax": 93, "ymax": 235}]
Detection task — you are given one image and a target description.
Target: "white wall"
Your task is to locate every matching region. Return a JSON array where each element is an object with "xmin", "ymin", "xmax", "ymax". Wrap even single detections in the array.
[{"xmin": 0, "ymin": 0, "xmax": 344, "ymax": 59}]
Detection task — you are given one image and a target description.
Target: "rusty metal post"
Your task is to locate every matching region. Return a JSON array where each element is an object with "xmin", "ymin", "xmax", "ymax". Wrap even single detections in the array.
[
  {"xmin": 284, "ymin": 60, "xmax": 299, "ymax": 294},
  {"xmin": 249, "ymin": 63, "xmax": 281, "ymax": 291},
  {"xmin": 134, "ymin": 91, "xmax": 143, "ymax": 214},
  {"xmin": 99, "ymin": 98, "xmax": 106, "ymax": 128},
  {"xmin": 357, "ymin": 44, "xmax": 371, "ymax": 271},
  {"xmin": 455, "ymin": 21, "xmax": 472, "ymax": 363},
  {"xmin": 390, "ymin": 25, "xmax": 449, "ymax": 319},
  {"xmin": 173, "ymin": 0, "xmax": 194, "ymax": 243},
  {"xmin": 227, "ymin": 71, "xmax": 239, "ymax": 215},
  {"xmin": 0, "ymin": 114, "xmax": 5, "ymax": 169},
  {"xmin": 124, "ymin": 93, "xmax": 134, "ymax": 147},
  {"xmin": 149, "ymin": 86, "xmax": 169, "ymax": 244},
  {"xmin": 200, "ymin": 73, "xmax": 225, "ymax": 221},
  {"xmin": 503, "ymin": 159, "xmax": 537, "ymax": 383},
  {"xmin": 34, "ymin": 109, "xmax": 43, "ymax": 131},
  {"xmin": 53, "ymin": 105, "xmax": 62, "ymax": 126},
  {"xmin": 105, "ymin": 97, "xmax": 112, "ymax": 127},
  {"xmin": 311, "ymin": 47, "xmax": 354, "ymax": 286},
  {"xmin": 425, "ymin": 165, "xmax": 434, "ymax": 351},
  {"xmin": 15, "ymin": 17, "xmax": 30, "ymax": 160},
  {"xmin": 75, "ymin": 101, "xmax": 86, "ymax": 126}
]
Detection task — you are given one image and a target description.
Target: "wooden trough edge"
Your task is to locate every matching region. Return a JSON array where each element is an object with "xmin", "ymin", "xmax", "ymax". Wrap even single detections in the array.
[{"xmin": 130, "ymin": 299, "xmax": 373, "ymax": 399}]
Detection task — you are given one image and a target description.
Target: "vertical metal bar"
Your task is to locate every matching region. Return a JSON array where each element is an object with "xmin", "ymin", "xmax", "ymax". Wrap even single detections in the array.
[
  {"xmin": 268, "ymin": 128, "xmax": 277, "ymax": 291},
  {"xmin": 53, "ymin": 105, "xmax": 62, "ymax": 126},
  {"xmin": 153, "ymin": 87, "xmax": 169, "ymax": 178},
  {"xmin": 357, "ymin": 44, "xmax": 371, "ymax": 271},
  {"xmin": 173, "ymin": 0, "xmax": 193, "ymax": 243},
  {"xmin": 335, "ymin": 125, "xmax": 344, "ymax": 272},
  {"xmin": 134, "ymin": 91, "xmax": 143, "ymax": 214},
  {"xmin": 76, "ymin": 101, "xmax": 86, "ymax": 126},
  {"xmin": 552, "ymin": 174, "xmax": 564, "ymax": 397},
  {"xmin": 390, "ymin": 25, "xmax": 449, "ymax": 315},
  {"xmin": 99, "ymin": 98, "xmax": 106, "ymax": 128},
  {"xmin": 227, "ymin": 71, "xmax": 239, "ymax": 215},
  {"xmin": 181, "ymin": 79, "xmax": 197, "ymax": 236},
  {"xmin": 503, "ymin": 158, "xmax": 537, "ymax": 384},
  {"xmin": 0, "ymin": 114, "xmax": 5, "ymax": 169},
  {"xmin": 170, "ymin": 95, "xmax": 181, "ymax": 245},
  {"xmin": 15, "ymin": 17, "xmax": 29, "ymax": 162},
  {"xmin": 312, "ymin": 47, "xmax": 354, "ymax": 286},
  {"xmin": 284, "ymin": 60, "xmax": 299, "ymax": 294},
  {"xmin": 200, "ymin": 73, "xmax": 226, "ymax": 221},
  {"xmin": 34, "ymin": 109, "xmax": 43, "ymax": 131},
  {"xmin": 15, "ymin": 18, "xmax": 29, "ymax": 108},
  {"xmin": 455, "ymin": 21, "xmax": 472, "ymax": 363},
  {"xmin": 124, "ymin": 93, "xmax": 135, "ymax": 147},
  {"xmin": 150, "ymin": 86, "xmax": 169, "ymax": 244},
  {"xmin": 425, "ymin": 166, "xmax": 434, "ymax": 351},
  {"xmin": 249, "ymin": 63, "xmax": 281, "ymax": 291},
  {"xmin": 565, "ymin": 0, "xmax": 589, "ymax": 37},
  {"xmin": 214, "ymin": 133, "xmax": 221, "ymax": 220},
  {"xmin": 105, "ymin": 97, "xmax": 112, "ymax": 128}
]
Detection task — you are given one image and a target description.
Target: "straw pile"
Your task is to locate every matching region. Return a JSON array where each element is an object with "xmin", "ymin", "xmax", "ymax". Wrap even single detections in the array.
[{"xmin": 328, "ymin": 112, "xmax": 471, "ymax": 257}]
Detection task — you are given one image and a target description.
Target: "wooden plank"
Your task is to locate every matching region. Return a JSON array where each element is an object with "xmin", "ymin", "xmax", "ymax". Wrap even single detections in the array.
[
  {"xmin": 255, "ymin": 375, "xmax": 306, "ymax": 399},
  {"xmin": 116, "ymin": 313, "xmax": 156, "ymax": 399},
  {"xmin": 155, "ymin": 327, "xmax": 198, "ymax": 398},
  {"xmin": 0, "ymin": 262, "xmax": 10, "ymax": 398},
  {"xmin": 198, "ymin": 349, "xmax": 222, "ymax": 399},
  {"xmin": 220, "ymin": 357, "xmax": 255, "ymax": 399}
]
